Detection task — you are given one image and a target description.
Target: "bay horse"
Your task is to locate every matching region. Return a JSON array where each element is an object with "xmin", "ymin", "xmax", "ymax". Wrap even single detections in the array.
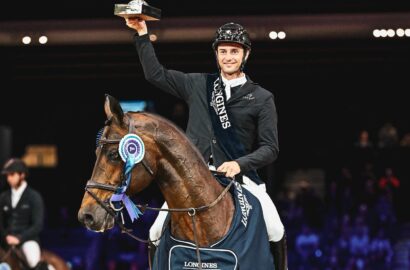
[
  {"xmin": 78, "ymin": 95, "xmax": 274, "ymax": 269},
  {"xmin": 0, "ymin": 246, "xmax": 69, "ymax": 270}
]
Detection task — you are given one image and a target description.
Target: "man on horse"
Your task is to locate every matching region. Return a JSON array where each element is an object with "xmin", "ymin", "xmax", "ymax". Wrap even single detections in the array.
[
  {"xmin": 0, "ymin": 158, "xmax": 47, "ymax": 270},
  {"xmin": 125, "ymin": 19, "xmax": 287, "ymax": 269}
]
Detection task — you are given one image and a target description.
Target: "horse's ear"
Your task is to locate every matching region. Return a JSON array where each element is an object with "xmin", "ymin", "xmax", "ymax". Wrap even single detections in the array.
[{"xmin": 104, "ymin": 94, "xmax": 124, "ymax": 124}]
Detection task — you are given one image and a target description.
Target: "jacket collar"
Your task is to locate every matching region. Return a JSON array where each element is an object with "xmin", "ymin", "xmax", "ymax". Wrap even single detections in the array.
[
  {"xmin": 6, "ymin": 183, "xmax": 30, "ymax": 208},
  {"xmin": 227, "ymin": 75, "xmax": 257, "ymax": 104},
  {"xmin": 11, "ymin": 180, "xmax": 27, "ymax": 198}
]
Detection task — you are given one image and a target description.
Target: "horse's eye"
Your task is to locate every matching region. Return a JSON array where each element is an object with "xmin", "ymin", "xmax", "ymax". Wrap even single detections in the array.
[{"xmin": 107, "ymin": 150, "xmax": 120, "ymax": 162}]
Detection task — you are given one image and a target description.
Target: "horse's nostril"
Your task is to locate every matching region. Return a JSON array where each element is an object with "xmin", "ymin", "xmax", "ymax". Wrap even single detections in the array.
[
  {"xmin": 79, "ymin": 209, "xmax": 94, "ymax": 225},
  {"xmin": 84, "ymin": 213, "xmax": 94, "ymax": 226}
]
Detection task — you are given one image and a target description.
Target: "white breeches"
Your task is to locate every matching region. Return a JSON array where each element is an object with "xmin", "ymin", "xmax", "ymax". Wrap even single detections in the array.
[
  {"xmin": 241, "ymin": 176, "xmax": 284, "ymax": 242},
  {"xmin": 149, "ymin": 175, "xmax": 285, "ymax": 245},
  {"xmin": 21, "ymin": 241, "xmax": 41, "ymax": 268},
  {"xmin": 149, "ymin": 202, "xmax": 169, "ymax": 246}
]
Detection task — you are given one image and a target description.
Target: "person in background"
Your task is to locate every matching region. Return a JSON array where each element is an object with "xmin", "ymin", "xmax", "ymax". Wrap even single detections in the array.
[{"xmin": 0, "ymin": 158, "xmax": 47, "ymax": 270}]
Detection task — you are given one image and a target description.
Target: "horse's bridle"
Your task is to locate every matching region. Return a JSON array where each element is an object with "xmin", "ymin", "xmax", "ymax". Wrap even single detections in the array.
[
  {"xmin": 84, "ymin": 121, "xmax": 156, "ymax": 233},
  {"xmin": 85, "ymin": 133, "xmax": 233, "ymax": 231},
  {"xmin": 85, "ymin": 136, "xmax": 154, "ymax": 193},
  {"xmin": 83, "ymin": 116, "xmax": 235, "ymax": 270}
]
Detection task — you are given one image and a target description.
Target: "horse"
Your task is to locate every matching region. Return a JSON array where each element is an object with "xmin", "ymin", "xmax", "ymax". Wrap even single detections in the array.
[
  {"xmin": 0, "ymin": 246, "xmax": 69, "ymax": 270},
  {"xmin": 78, "ymin": 95, "xmax": 274, "ymax": 269}
]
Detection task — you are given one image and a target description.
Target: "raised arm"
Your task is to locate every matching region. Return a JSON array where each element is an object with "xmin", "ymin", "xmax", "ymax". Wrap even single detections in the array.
[{"xmin": 126, "ymin": 18, "xmax": 194, "ymax": 101}]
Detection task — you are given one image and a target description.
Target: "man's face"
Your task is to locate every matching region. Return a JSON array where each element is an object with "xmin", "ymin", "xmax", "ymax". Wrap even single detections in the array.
[
  {"xmin": 6, "ymin": 172, "xmax": 24, "ymax": 189},
  {"xmin": 216, "ymin": 43, "xmax": 248, "ymax": 75}
]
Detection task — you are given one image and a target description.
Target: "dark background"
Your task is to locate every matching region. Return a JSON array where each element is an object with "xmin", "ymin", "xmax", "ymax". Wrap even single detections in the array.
[
  {"xmin": 1, "ymin": 37, "xmax": 409, "ymax": 225},
  {"xmin": 2, "ymin": 0, "xmax": 410, "ymax": 20}
]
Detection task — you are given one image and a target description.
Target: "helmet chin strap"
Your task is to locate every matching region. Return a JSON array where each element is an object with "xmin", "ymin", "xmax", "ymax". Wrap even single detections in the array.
[
  {"xmin": 240, "ymin": 49, "xmax": 250, "ymax": 72},
  {"xmin": 240, "ymin": 53, "xmax": 247, "ymax": 72}
]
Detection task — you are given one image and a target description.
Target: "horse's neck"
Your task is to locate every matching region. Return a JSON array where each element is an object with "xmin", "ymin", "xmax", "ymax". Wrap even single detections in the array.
[
  {"xmin": 155, "ymin": 139, "xmax": 234, "ymax": 246},
  {"xmin": 157, "ymin": 150, "xmax": 222, "ymax": 209}
]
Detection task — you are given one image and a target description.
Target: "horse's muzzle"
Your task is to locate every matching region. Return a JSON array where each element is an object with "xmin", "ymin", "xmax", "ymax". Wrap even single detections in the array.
[{"xmin": 78, "ymin": 205, "xmax": 114, "ymax": 232}]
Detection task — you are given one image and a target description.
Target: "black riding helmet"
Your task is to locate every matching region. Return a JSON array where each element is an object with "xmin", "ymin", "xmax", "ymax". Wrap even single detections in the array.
[
  {"xmin": 212, "ymin": 22, "xmax": 251, "ymax": 72},
  {"xmin": 1, "ymin": 158, "xmax": 29, "ymax": 175},
  {"xmin": 212, "ymin": 22, "xmax": 251, "ymax": 50}
]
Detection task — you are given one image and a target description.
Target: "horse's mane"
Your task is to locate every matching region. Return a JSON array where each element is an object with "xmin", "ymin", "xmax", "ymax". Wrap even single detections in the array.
[
  {"xmin": 127, "ymin": 111, "xmax": 207, "ymax": 166},
  {"xmin": 129, "ymin": 111, "xmax": 186, "ymax": 136}
]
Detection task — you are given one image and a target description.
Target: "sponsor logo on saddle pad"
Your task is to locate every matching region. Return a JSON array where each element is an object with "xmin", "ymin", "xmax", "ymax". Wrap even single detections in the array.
[
  {"xmin": 169, "ymin": 245, "xmax": 238, "ymax": 270},
  {"xmin": 183, "ymin": 261, "xmax": 218, "ymax": 269},
  {"xmin": 235, "ymin": 182, "xmax": 252, "ymax": 227}
]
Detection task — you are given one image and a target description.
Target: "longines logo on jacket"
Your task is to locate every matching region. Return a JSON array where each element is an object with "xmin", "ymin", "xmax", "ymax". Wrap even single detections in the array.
[
  {"xmin": 242, "ymin": 93, "xmax": 255, "ymax": 100},
  {"xmin": 210, "ymin": 78, "xmax": 232, "ymax": 129},
  {"xmin": 183, "ymin": 261, "xmax": 218, "ymax": 269}
]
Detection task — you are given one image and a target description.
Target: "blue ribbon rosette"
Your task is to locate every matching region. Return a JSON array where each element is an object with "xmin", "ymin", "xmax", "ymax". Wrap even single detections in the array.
[{"xmin": 110, "ymin": 134, "xmax": 145, "ymax": 222}]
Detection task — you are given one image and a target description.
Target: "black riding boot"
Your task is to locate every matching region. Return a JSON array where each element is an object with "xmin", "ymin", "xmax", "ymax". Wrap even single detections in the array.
[
  {"xmin": 270, "ymin": 232, "xmax": 288, "ymax": 270},
  {"xmin": 148, "ymin": 241, "xmax": 157, "ymax": 269},
  {"xmin": 33, "ymin": 261, "xmax": 48, "ymax": 270}
]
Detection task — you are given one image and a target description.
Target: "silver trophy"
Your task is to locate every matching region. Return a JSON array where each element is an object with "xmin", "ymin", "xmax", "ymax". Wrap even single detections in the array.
[{"xmin": 114, "ymin": 0, "xmax": 161, "ymax": 20}]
